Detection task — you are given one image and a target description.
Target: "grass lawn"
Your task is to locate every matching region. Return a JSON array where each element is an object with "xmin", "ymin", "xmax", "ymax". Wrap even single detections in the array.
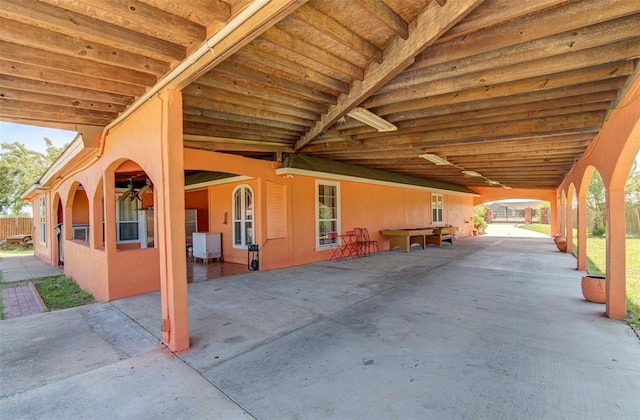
[
  {"xmin": 0, "ymin": 250, "xmax": 95, "ymax": 320},
  {"xmin": 517, "ymin": 223, "xmax": 640, "ymax": 329}
]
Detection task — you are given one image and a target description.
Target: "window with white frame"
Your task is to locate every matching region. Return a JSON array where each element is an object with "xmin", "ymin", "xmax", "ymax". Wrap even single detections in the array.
[
  {"xmin": 39, "ymin": 196, "xmax": 46, "ymax": 244},
  {"xmin": 316, "ymin": 181, "xmax": 340, "ymax": 249},
  {"xmin": 233, "ymin": 185, "xmax": 254, "ymax": 248},
  {"xmin": 116, "ymin": 196, "xmax": 139, "ymax": 242},
  {"xmin": 432, "ymin": 193, "xmax": 444, "ymax": 224}
]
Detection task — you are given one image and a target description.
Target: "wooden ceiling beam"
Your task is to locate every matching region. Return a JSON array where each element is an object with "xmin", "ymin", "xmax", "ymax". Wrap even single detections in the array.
[
  {"xmin": 364, "ymin": 76, "xmax": 626, "ymax": 118},
  {"xmin": 435, "ymin": 0, "xmax": 573, "ymax": 43},
  {"xmin": 183, "ymin": 86, "xmax": 319, "ymax": 121},
  {"xmin": 261, "ymin": 26, "xmax": 364, "ymax": 80},
  {"xmin": 167, "ymin": 0, "xmax": 309, "ymax": 89},
  {"xmin": 213, "ymin": 60, "xmax": 337, "ymax": 105},
  {"xmin": 184, "ymin": 140, "xmax": 293, "ymax": 154},
  {"xmin": 373, "ymin": 77, "xmax": 626, "ymax": 123},
  {"xmin": 39, "ymin": 0, "xmax": 206, "ymax": 48},
  {"xmin": 370, "ymin": 40, "xmax": 640, "ymax": 106},
  {"xmin": 237, "ymin": 45, "xmax": 349, "ymax": 94},
  {"xmin": 384, "ymin": 14, "xmax": 640, "ymax": 93},
  {"xmin": 183, "ymin": 106, "xmax": 309, "ymax": 133},
  {"xmin": 0, "ymin": 74, "xmax": 135, "ymax": 106},
  {"xmin": 294, "ymin": 4, "xmax": 383, "ymax": 64},
  {"xmin": 0, "ymin": 59, "xmax": 145, "ymax": 97},
  {"xmin": 184, "ymin": 127, "xmax": 296, "ymax": 144},
  {"xmin": 0, "ymin": 41, "xmax": 157, "ymax": 87},
  {"xmin": 139, "ymin": 0, "xmax": 231, "ymax": 29},
  {"xmin": 0, "ymin": 87, "xmax": 127, "ymax": 114},
  {"xmin": 342, "ymin": 112, "xmax": 604, "ymax": 150},
  {"xmin": 346, "ymin": 102, "xmax": 610, "ymax": 140},
  {"xmin": 184, "ymin": 120, "xmax": 301, "ymax": 141},
  {"xmin": 0, "ymin": 0, "xmax": 185, "ymax": 62},
  {"xmin": 0, "ymin": 106, "xmax": 112, "ymax": 127},
  {"xmin": 183, "ymin": 114, "xmax": 306, "ymax": 136},
  {"xmin": 183, "ymin": 93, "xmax": 314, "ymax": 127},
  {"xmin": 0, "ymin": 17, "xmax": 170, "ymax": 76},
  {"xmin": 354, "ymin": 0, "xmax": 409, "ymax": 39},
  {"xmin": 424, "ymin": 0, "xmax": 639, "ymax": 67},
  {"xmin": 295, "ymin": 0, "xmax": 485, "ymax": 150},
  {"xmin": 317, "ymin": 133, "xmax": 594, "ymax": 157},
  {"xmin": 194, "ymin": 72, "xmax": 329, "ymax": 114},
  {"xmin": 0, "ymin": 98, "xmax": 117, "ymax": 120},
  {"xmin": 185, "ymin": 129, "xmax": 297, "ymax": 144},
  {"xmin": 249, "ymin": 34, "xmax": 352, "ymax": 84},
  {"xmin": 184, "ymin": 134, "xmax": 293, "ymax": 149}
]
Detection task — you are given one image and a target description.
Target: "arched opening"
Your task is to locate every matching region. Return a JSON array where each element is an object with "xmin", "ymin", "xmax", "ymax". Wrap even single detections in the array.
[
  {"xmin": 623, "ymin": 152, "xmax": 640, "ymax": 328},
  {"xmin": 569, "ymin": 184, "xmax": 577, "ymax": 256},
  {"xmin": 474, "ymin": 198, "xmax": 551, "ymax": 237},
  {"xmin": 114, "ymin": 160, "xmax": 155, "ymax": 250},
  {"xmin": 232, "ymin": 184, "xmax": 255, "ymax": 248},
  {"xmin": 53, "ymin": 193, "xmax": 63, "ymax": 265},
  {"xmin": 69, "ymin": 183, "xmax": 90, "ymax": 246},
  {"xmin": 586, "ymin": 168, "xmax": 606, "ymax": 277},
  {"xmin": 560, "ymin": 190, "xmax": 567, "ymax": 241}
]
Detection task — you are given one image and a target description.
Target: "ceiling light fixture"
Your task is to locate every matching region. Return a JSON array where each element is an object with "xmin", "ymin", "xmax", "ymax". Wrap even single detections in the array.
[
  {"xmin": 347, "ymin": 107, "xmax": 397, "ymax": 132},
  {"xmin": 462, "ymin": 170, "xmax": 482, "ymax": 177},
  {"xmin": 419, "ymin": 153, "xmax": 450, "ymax": 165}
]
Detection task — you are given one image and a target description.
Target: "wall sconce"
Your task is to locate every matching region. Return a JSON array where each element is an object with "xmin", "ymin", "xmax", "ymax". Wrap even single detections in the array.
[{"xmin": 223, "ymin": 211, "xmax": 228, "ymax": 225}]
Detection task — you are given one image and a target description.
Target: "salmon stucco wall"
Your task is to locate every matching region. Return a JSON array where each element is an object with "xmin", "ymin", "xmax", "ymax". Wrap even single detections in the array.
[
  {"xmin": 288, "ymin": 175, "xmax": 475, "ymax": 266},
  {"xmin": 63, "ymin": 241, "xmax": 108, "ymax": 300},
  {"xmin": 184, "ymin": 149, "xmax": 475, "ymax": 270},
  {"xmin": 108, "ymin": 248, "xmax": 161, "ymax": 299}
]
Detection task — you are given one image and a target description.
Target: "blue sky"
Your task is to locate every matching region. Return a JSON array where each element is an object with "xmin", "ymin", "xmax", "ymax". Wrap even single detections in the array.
[{"xmin": 0, "ymin": 122, "xmax": 77, "ymax": 154}]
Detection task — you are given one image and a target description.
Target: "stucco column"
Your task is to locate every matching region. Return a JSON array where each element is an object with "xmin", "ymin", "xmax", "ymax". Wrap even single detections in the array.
[
  {"xmin": 605, "ymin": 186, "xmax": 626, "ymax": 320},
  {"xmin": 576, "ymin": 196, "xmax": 587, "ymax": 270},
  {"xmin": 157, "ymin": 89, "xmax": 189, "ymax": 351}
]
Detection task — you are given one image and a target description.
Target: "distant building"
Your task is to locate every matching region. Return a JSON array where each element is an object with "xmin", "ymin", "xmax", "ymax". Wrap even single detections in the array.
[{"xmin": 485, "ymin": 200, "xmax": 547, "ymax": 224}]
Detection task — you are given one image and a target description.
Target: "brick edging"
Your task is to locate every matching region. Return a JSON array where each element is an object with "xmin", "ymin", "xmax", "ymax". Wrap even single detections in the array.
[{"xmin": 27, "ymin": 282, "xmax": 47, "ymax": 312}]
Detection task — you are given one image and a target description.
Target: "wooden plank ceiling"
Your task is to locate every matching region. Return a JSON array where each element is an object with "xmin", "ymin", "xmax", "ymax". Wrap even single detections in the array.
[{"xmin": 1, "ymin": 0, "xmax": 639, "ymax": 190}]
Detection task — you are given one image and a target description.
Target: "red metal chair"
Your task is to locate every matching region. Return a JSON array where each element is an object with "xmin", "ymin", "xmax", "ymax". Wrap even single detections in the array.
[
  {"xmin": 328, "ymin": 232, "xmax": 347, "ymax": 261},
  {"xmin": 359, "ymin": 227, "xmax": 379, "ymax": 256}
]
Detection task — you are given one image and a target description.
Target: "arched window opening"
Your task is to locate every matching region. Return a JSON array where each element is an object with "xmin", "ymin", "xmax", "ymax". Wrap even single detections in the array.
[
  {"xmin": 114, "ymin": 161, "xmax": 155, "ymax": 250},
  {"xmin": 586, "ymin": 169, "xmax": 606, "ymax": 277},
  {"xmin": 71, "ymin": 184, "xmax": 90, "ymax": 244},
  {"xmin": 233, "ymin": 185, "xmax": 254, "ymax": 248}
]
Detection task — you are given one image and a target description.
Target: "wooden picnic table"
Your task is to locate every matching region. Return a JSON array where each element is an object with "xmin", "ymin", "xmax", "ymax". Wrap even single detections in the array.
[
  {"xmin": 380, "ymin": 226, "xmax": 458, "ymax": 252},
  {"xmin": 0, "ymin": 234, "xmax": 33, "ymax": 249}
]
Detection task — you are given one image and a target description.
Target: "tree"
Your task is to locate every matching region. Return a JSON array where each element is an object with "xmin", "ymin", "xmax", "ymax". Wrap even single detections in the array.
[
  {"xmin": 0, "ymin": 138, "xmax": 67, "ymax": 216},
  {"xmin": 587, "ymin": 170, "xmax": 606, "ymax": 236}
]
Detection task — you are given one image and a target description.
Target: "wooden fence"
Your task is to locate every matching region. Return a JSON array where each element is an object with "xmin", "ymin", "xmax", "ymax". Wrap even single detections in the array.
[{"xmin": 0, "ymin": 217, "xmax": 33, "ymax": 240}]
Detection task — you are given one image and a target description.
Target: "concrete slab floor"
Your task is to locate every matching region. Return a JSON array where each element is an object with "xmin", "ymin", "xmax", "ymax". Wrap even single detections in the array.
[{"xmin": 1, "ymin": 235, "xmax": 638, "ymax": 419}]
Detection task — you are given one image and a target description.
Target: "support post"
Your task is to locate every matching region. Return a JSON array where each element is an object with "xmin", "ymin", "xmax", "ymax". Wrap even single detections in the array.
[
  {"xmin": 605, "ymin": 187, "xmax": 626, "ymax": 320},
  {"xmin": 157, "ymin": 89, "xmax": 189, "ymax": 351}
]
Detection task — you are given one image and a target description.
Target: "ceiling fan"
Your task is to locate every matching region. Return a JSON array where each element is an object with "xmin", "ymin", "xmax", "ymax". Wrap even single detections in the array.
[{"xmin": 118, "ymin": 178, "xmax": 152, "ymax": 202}]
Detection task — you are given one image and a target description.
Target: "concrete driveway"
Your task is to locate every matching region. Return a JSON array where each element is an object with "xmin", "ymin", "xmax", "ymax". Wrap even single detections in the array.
[{"xmin": 1, "ymin": 235, "xmax": 638, "ymax": 419}]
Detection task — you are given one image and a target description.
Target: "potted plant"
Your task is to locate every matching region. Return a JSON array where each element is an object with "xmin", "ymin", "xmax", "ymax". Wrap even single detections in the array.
[
  {"xmin": 581, "ymin": 274, "xmax": 606, "ymax": 303},
  {"xmin": 472, "ymin": 207, "xmax": 487, "ymax": 235},
  {"xmin": 554, "ymin": 236, "xmax": 567, "ymax": 252}
]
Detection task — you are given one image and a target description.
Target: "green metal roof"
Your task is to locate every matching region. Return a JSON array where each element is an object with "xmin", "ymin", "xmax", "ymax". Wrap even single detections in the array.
[{"xmin": 282, "ymin": 154, "xmax": 475, "ymax": 195}]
